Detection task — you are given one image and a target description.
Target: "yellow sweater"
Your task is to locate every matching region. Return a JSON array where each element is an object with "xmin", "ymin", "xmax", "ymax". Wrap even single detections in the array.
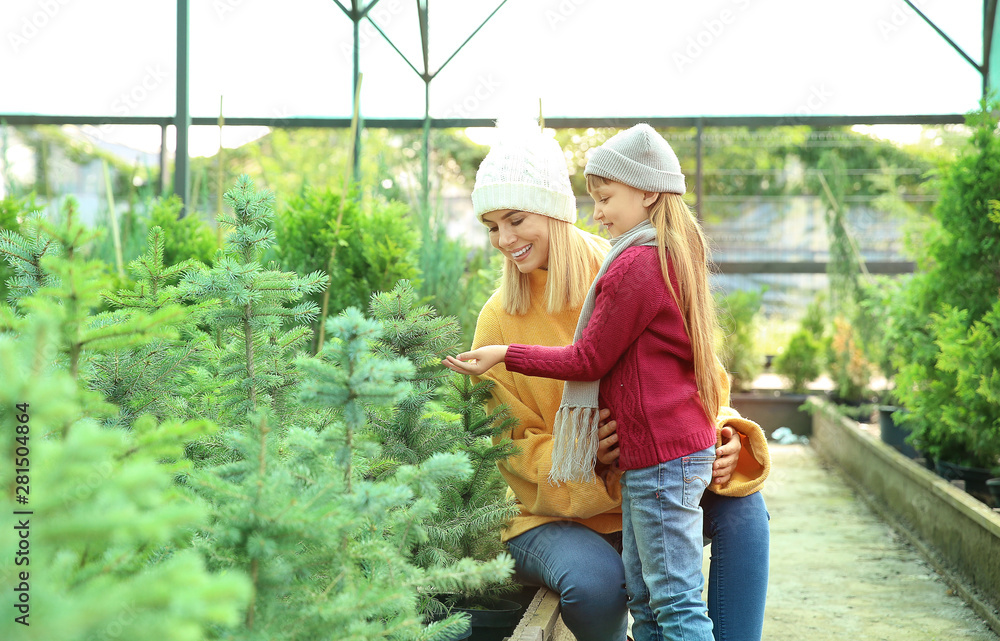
[{"xmin": 473, "ymin": 268, "xmax": 771, "ymax": 542}]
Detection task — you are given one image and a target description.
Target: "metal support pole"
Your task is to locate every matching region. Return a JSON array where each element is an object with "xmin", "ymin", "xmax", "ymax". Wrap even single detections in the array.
[
  {"xmin": 695, "ymin": 119, "xmax": 704, "ymax": 222},
  {"xmin": 423, "ymin": 81, "xmax": 431, "ymax": 214},
  {"xmin": 418, "ymin": 0, "xmax": 430, "ymax": 213},
  {"xmin": 0, "ymin": 119, "xmax": 8, "ymax": 197},
  {"xmin": 367, "ymin": 0, "xmax": 506, "ymax": 212},
  {"xmin": 352, "ymin": 2, "xmax": 361, "ymax": 185},
  {"xmin": 984, "ymin": 0, "xmax": 998, "ymax": 99},
  {"xmin": 159, "ymin": 124, "xmax": 168, "ymax": 195},
  {"xmin": 174, "ymin": 0, "xmax": 191, "ymax": 217}
]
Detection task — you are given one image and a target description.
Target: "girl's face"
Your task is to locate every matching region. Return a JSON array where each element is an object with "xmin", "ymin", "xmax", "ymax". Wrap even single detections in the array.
[
  {"xmin": 480, "ymin": 210, "xmax": 551, "ymax": 273},
  {"xmin": 590, "ymin": 180, "xmax": 656, "ymax": 238}
]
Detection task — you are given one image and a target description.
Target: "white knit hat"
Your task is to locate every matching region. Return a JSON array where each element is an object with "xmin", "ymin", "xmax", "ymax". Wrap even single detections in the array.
[
  {"xmin": 472, "ymin": 120, "xmax": 576, "ymax": 223},
  {"xmin": 585, "ymin": 123, "xmax": 686, "ymax": 194}
]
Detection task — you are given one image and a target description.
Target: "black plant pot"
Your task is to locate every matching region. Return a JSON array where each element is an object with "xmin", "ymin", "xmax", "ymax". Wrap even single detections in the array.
[
  {"xmin": 878, "ymin": 405, "xmax": 917, "ymax": 458},
  {"xmin": 437, "ymin": 623, "xmax": 472, "ymax": 641},
  {"xmin": 987, "ymin": 478, "xmax": 1000, "ymax": 509},
  {"xmin": 836, "ymin": 399, "xmax": 875, "ymax": 423},
  {"xmin": 935, "ymin": 459, "xmax": 994, "ymax": 498},
  {"xmin": 451, "ymin": 598, "xmax": 523, "ymax": 641}
]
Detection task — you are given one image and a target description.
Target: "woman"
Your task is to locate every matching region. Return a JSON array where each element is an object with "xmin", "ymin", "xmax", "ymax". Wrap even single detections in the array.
[{"xmin": 467, "ymin": 122, "xmax": 771, "ymax": 641}]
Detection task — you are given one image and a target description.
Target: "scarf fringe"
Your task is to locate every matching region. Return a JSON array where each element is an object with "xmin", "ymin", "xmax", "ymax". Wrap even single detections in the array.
[{"xmin": 548, "ymin": 405, "xmax": 601, "ymax": 485}]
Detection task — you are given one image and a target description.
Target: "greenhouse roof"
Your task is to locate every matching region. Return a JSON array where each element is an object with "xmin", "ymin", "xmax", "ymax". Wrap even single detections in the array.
[{"xmin": 2, "ymin": 0, "xmax": 994, "ymax": 124}]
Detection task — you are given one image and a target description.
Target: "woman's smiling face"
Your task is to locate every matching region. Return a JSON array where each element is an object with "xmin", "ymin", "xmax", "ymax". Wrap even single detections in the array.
[{"xmin": 481, "ymin": 210, "xmax": 551, "ymax": 273}]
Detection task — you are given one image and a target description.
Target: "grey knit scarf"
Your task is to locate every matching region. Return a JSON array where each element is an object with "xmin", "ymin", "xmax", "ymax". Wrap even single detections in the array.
[{"xmin": 549, "ymin": 220, "xmax": 659, "ymax": 484}]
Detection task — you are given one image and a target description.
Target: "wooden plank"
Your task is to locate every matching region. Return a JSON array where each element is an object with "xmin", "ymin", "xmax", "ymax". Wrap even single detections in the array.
[{"xmin": 507, "ymin": 587, "xmax": 562, "ymax": 641}]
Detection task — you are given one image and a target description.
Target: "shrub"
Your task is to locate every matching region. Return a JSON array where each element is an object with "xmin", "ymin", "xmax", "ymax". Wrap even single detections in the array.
[
  {"xmin": 274, "ymin": 186, "xmax": 419, "ymax": 336},
  {"xmin": 148, "ymin": 195, "xmax": 218, "ymax": 267},
  {"xmin": 826, "ymin": 316, "xmax": 875, "ymax": 404},
  {"xmin": 774, "ymin": 330, "xmax": 822, "ymax": 393},
  {"xmin": 890, "ymin": 102, "xmax": 1000, "ymax": 467},
  {"xmin": 717, "ymin": 287, "xmax": 765, "ymax": 391}
]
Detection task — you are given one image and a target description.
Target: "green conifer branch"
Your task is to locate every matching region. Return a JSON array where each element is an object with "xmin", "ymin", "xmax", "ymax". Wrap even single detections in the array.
[{"xmin": 180, "ymin": 176, "xmax": 327, "ymax": 429}]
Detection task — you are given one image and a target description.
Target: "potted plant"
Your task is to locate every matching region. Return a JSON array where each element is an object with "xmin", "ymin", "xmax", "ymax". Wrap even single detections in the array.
[
  {"xmin": 774, "ymin": 330, "xmax": 822, "ymax": 395},
  {"xmin": 888, "ymin": 102, "xmax": 1000, "ymax": 497},
  {"xmin": 899, "ymin": 304, "xmax": 1000, "ymax": 500},
  {"xmin": 766, "ymin": 296, "xmax": 827, "ymax": 437},
  {"xmin": 720, "ymin": 286, "xmax": 816, "ymax": 437},
  {"xmin": 856, "ymin": 276, "xmax": 918, "ymax": 457}
]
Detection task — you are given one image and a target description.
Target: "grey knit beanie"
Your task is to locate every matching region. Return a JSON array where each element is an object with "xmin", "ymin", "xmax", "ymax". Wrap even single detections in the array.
[
  {"xmin": 584, "ymin": 123, "xmax": 685, "ymax": 194},
  {"xmin": 472, "ymin": 119, "xmax": 576, "ymax": 223}
]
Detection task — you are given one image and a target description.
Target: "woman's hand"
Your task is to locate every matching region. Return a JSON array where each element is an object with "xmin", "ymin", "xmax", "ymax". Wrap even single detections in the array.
[
  {"xmin": 712, "ymin": 426, "xmax": 741, "ymax": 486},
  {"xmin": 442, "ymin": 345, "xmax": 509, "ymax": 376},
  {"xmin": 596, "ymin": 408, "xmax": 620, "ymax": 467}
]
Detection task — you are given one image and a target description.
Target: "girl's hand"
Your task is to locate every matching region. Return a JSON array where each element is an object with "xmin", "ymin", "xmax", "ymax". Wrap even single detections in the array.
[{"xmin": 442, "ymin": 345, "xmax": 509, "ymax": 376}]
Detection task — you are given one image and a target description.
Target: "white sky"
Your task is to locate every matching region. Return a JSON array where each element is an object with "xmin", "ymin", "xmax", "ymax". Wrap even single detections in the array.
[{"xmin": 0, "ymin": 0, "xmax": 988, "ymax": 155}]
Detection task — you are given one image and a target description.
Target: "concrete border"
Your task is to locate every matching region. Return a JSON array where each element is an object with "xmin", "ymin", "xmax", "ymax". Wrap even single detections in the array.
[{"xmin": 810, "ymin": 398, "xmax": 1000, "ymax": 634}]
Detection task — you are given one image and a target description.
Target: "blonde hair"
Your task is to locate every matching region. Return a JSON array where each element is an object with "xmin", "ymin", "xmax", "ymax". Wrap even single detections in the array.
[
  {"xmin": 498, "ymin": 218, "xmax": 610, "ymax": 316},
  {"xmin": 586, "ymin": 174, "xmax": 721, "ymax": 423}
]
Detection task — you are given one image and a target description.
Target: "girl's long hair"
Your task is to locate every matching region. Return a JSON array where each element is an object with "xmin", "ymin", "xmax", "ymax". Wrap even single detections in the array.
[
  {"xmin": 587, "ymin": 175, "xmax": 721, "ymax": 423},
  {"xmin": 499, "ymin": 217, "xmax": 609, "ymax": 316}
]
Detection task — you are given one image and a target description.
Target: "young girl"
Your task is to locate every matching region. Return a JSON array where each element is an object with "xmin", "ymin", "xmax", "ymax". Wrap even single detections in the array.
[{"xmin": 445, "ymin": 123, "xmax": 722, "ymax": 641}]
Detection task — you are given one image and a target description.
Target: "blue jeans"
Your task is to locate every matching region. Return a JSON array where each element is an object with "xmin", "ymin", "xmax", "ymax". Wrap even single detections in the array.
[
  {"xmin": 506, "ymin": 520, "xmax": 629, "ymax": 641},
  {"xmin": 506, "ymin": 479, "xmax": 770, "ymax": 640},
  {"xmin": 702, "ymin": 491, "xmax": 770, "ymax": 641},
  {"xmin": 621, "ymin": 448, "xmax": 716, "ymax": 641}
]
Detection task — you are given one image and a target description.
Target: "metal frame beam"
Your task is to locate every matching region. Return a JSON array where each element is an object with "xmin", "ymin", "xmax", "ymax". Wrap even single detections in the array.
[
  {"xmin": 174, "ymin": 0, "xmax": 190, "ymax": 215},
  {"xmin": 711, "ymin": 261, "xmax": 916, "ymax": 275},
  {"xmin": 0, "ymin": 113, "xmax": 966, "ymax": 129}
]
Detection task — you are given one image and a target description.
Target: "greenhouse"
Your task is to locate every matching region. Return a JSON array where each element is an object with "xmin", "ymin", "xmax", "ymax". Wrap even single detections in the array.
[{"xmin": 2, "ymin": 1, "xmax": 1000, "ymax": 640}]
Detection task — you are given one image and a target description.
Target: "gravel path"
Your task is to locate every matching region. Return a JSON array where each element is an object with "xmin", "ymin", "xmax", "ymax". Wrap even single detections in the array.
[
  {"xmin": 754, "ymin": 443, "xmax": 997, "ymax": 641},
  {"xmin": 553, "ymin": 443, "xmax": 1000, "ymax": 640}
]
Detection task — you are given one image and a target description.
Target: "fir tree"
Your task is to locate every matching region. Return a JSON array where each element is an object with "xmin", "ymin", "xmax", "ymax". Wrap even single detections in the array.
[
  {"xmin": 181, "ymin": 175, "xmax": 326, "ymax": 427},
  {"xmin": 90, "ymin": 226, "xmax": 211, "ymax": 427},
  {"xmin": 0, "ymin": 202, "xmax": 186, "ymax": 396},
  {"xmin": 185, "ymin": 309, "xmax": 510, "ymax": 640},
  {"xmin": 366, "ymin": 282, "xmax": 519, "ymax": 609},
  {"xmin": 0, "ymin": 211, "xmax": 251, "ymax": 641},
  {"xmin": 434, "ymin": 376, "xmax": 519, "ymax": 589},
  {"xmin": 368, "ymin": 281, "xmax": 465, "ymax": 468},
  {"xmin": 0, "ymin": 211, "xmax": 59, "ymax": 309}
]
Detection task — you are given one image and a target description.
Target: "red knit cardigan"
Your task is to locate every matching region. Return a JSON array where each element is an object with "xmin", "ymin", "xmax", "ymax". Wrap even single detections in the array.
[{"xmin": 504, "ymin": 246, "xmax": 716, "ymax": 470}]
